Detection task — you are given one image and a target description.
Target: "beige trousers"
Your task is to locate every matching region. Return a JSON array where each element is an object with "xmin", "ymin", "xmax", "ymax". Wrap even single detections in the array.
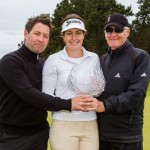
[{"xmin": 49, "ymin": 120, "xmax": 99, "ymax": 150}]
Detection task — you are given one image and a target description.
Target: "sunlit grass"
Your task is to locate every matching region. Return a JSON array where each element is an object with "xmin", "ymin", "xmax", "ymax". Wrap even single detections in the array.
[
  {"xmin": 143, "ymin": 85, "xmax": 150, "ymax": 150},
  {"xmin": 47, "ymin": 112, "xmax": 52, "ymax": 150},
  {"xmin": 47, "ymin": 85, "xmax": 150, "ymax": 150}
]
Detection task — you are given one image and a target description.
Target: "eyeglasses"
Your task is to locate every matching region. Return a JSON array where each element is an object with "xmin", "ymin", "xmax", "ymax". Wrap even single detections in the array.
[{"xmin": 105, "ymin": 27, "xmax": 124, "ymax": 34}]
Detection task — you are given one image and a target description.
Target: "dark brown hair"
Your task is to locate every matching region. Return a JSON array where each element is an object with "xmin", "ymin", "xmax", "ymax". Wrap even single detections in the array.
[
  {"xmin": 25, "ymin": 13, "xmax": 53, "ymax": 37},
  {"xmin": 62, "ymin": 14, "xmax": 84, "ymax": 24}
]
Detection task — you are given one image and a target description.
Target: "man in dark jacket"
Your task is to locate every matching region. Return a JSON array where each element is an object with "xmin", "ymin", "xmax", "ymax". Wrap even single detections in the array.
[
  {"xmin": 0, "ymin": 14, "xmax": 92, "ymax": 150},
  {"xmin": 90, "ymin": 13, "xmax": 150, "ymax": 150}
]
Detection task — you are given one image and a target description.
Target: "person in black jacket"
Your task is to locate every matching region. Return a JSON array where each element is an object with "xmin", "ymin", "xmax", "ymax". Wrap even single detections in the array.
[
  {"xmin": 0, "ymin": 14, "xmax": 93, "ymax": 150},
  {"xmin": 89, "ymin": 13, "xmax": 150, "ymax": 150}
]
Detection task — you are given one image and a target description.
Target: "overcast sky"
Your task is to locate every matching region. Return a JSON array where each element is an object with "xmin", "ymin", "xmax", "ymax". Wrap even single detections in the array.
[{"xmin": 0, "ymin": 0, "xmax": 138, "ymax": 58}]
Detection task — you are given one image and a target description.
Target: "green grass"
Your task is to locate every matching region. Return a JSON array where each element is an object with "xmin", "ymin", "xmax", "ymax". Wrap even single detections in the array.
[
  {"xmin": 47, "ymin": 112, "xmax": 52, "ymax": 150},
  {"xmin": 47, "ymin": 86, "xmax": 150, "ymax": 150},
  {"xmin": 143, "ymin": 85, "xmax": 150, "ymax": 150}
]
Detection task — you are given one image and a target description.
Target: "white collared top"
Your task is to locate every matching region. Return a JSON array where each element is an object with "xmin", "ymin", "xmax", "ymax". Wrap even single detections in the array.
[{"xmin": 42, "ymin": 47, "xmax": 105, "ymax": 121}]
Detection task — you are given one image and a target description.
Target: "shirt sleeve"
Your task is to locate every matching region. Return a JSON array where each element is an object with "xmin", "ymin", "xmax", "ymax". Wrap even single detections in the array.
[
  {"xmin": 42, "ymin": 55, "xmax": 57, "ymax": 96},
  {"xmin": 0, "ymin": 55, "xmax": 71, "ymax": 111}
]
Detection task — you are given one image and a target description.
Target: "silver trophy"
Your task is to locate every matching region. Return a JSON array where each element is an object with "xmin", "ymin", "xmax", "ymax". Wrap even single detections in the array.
[{"xmin": 67, "ymin": 63, "xmax": 105, "ymax": 97}]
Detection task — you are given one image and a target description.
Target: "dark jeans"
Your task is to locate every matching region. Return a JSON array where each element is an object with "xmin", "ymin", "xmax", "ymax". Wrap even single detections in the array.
[
  {"xmin": 100, "ymin": 140, "xmax": 143, "ymax": 150},
  {"xmin": 0, "ymin": 127, "xmax": 49, "ymax": 150}
]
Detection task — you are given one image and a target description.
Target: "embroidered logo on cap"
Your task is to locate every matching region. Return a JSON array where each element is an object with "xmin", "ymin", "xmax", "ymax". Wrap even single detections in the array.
[
  {"xmin": 66, "ymin": 20, "xmax": 81, "ymax": 26},
  {"xmin": 107, "ymin": 16, "xmax": 110, "ymax": 22}
]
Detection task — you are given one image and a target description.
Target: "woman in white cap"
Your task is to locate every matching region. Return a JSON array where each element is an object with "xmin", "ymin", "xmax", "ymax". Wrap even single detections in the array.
[{"xmin": 42, "ymin": 14, "xmax": 105, "ymax": 150}]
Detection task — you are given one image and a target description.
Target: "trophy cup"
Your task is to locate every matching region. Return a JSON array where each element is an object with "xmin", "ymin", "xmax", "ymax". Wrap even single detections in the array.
[{"xmin": 67, "ymin": 63, "xmax": 106, "ymax": 97}]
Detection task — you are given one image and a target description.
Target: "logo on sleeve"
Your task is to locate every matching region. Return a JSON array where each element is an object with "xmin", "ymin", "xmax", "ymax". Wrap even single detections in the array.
[
  {"xmin": 115, "ymin": 73, "xmax": 121, "ymax": 78},
  {"xmin": 141, "ymin": 73, "xmax": 147, "ymax": 77}
]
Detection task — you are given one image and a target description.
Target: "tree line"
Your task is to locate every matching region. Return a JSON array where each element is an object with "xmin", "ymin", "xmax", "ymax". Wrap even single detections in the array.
[{"xmin": 31, "ymin": 0, "xmax": 150, "ymax": 58}]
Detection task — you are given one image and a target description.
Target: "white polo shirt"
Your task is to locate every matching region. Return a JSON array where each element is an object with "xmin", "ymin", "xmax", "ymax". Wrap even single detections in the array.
[{"xmin": 42, "ymin": 47, "xmax": 105, "ymax": 121}]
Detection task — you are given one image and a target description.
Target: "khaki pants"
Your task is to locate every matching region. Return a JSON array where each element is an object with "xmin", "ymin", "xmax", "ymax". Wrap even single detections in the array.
[{"xmin": 49, "ymin": 120, "xmax": 99, "ymax": 150}]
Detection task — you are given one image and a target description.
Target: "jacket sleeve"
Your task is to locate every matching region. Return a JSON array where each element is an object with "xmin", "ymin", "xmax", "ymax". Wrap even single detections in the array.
[
  {"xmin": 104, "ymin": 50, "xmax": 150, "ymax": 113},
  {"xmin": 0, "ymin": 55, "xmax": 71, "ymax": 111}
]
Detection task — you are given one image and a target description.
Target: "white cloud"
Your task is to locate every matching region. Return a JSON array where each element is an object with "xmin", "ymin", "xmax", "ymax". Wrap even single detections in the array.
[
  {"xmin": 117, "ymin": 0, "xmax": 138, "ymax": 13},
  {"xmin": 117, "ymin": 0, "xmax": 138, "ymax": 22},
  {"xmin": 0, "ymin": 0, "xmax": 62, "ymax": 58}
]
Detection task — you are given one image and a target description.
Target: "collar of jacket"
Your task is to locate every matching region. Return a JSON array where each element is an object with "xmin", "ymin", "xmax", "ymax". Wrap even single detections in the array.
[
  {"xmin": 19, "ymin": 44, "xmax": 40, "ymax": 62},
  {"xmin": 106, "ymin": 40, "xmax": 132, "ymax": 57}
]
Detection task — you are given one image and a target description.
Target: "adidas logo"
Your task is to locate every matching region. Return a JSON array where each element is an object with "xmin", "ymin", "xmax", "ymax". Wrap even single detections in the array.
[
  {"xmin": 141, "ymin": 73, "xmax": 147, "ymax": 77},
  {"xmin": 115, "ymin": 73, "xmax": 121, "ymax": 78}
]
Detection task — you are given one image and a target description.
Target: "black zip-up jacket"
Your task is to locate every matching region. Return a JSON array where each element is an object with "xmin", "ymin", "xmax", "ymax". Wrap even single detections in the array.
[
  {"xmin": 0, "ymin": 45, "xmax": 71, "ymax": 135},
  {"xmin": 97, "ymin": 40, "xmax": 150, "ymax": 142}
]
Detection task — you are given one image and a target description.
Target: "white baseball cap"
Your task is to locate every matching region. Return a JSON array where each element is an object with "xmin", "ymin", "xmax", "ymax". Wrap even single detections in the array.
[{"xmin": 61, "ymin": 18, "xmax": 87, "ymax": 33}]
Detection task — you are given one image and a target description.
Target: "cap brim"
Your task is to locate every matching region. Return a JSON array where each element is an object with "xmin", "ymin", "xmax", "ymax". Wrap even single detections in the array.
[
  {"xmin": 61, "ymin": 25, "xmax": 86, "ymax": 33},
  {"xmin": 104, "ymin": 22, "xmax": 124, "ymax": 30}
]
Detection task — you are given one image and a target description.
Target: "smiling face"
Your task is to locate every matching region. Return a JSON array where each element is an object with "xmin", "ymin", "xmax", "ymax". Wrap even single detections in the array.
[
  {"xmin": 62, "ymin": 28, "xmax": 86, "ymax": 56},
  {"xmin": 24, "ymin": 22, "xmax": 50, "ymax": 54},
  {"xmin": 104, "ymin": 26, "xmax": 130, "ymax": 50}
]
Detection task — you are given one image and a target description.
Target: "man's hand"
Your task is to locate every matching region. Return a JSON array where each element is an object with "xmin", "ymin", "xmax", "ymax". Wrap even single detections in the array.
[
  {"xmin": 71, "ymin": 95, "xmax": 94, "ymax": 111},
  {"xmin": 86, "ymin": 98, "xmax": 105, "ymax": 112}
]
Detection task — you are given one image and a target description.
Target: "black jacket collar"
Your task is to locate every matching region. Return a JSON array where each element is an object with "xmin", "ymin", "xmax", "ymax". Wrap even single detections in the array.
[
  {"xmin": 18, "ymin": 44, "xmax": 39, "ymax": 62},
  {"xmin": 106, "ymin": 40, "xmax": 132, "ymax": 58}
]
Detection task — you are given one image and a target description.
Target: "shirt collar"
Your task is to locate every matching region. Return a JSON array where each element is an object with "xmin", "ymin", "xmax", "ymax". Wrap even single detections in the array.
[{"xmin": 60, "ymin": 46, "xmax": 92, "ymax": 61}]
